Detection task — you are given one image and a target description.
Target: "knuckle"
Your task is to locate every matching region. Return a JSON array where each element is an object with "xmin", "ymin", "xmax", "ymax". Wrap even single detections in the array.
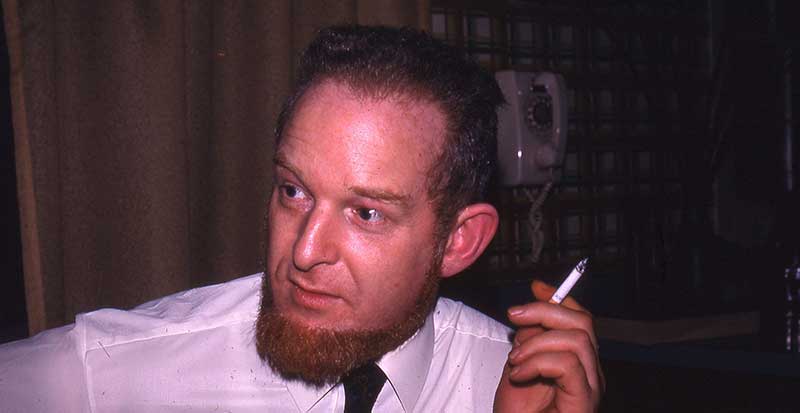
[
  {"xmin": 576, "ymin": 311, "xmax": 594, "ymax": 331},
  {"xmin": 564, "ymin": 352, "xmax": 582, "ymax": 370},
  {"xmin": 573, "ymin": 329, "xmax": 593, "ymax": 348}
]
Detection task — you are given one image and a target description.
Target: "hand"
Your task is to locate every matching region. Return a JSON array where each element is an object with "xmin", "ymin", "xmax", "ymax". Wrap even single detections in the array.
[{"xmin": 494, "ymin": 280, "xmax": 605, "ymax": 412}]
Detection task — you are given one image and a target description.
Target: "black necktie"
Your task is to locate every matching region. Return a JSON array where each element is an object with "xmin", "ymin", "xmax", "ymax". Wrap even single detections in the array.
[{"xmin": 341, "ymin": 362, "xmax": 387, "ymax": 413}]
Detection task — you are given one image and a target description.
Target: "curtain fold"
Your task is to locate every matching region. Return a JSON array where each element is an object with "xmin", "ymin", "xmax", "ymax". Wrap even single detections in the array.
[{"xmin": 3, "ymin": 0, "xmax": 428, "ymax": 335}]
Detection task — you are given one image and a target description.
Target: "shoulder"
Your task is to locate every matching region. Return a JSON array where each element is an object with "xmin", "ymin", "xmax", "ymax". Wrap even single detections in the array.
[
  {"xmin": 0, "ymin": 323, "xmax": 92, "ymax": 411},
  {"xmin": 0, "ymin": 275, "xmax": 265, "ymax": 411},
  {"xmin": 76, "ymin": 274, "xmax": 273, "ymax": 408},
  {"xmin": 416, "ymin": 298, "xmax": 512, "ymax": 411},
  {"xmin": 432, "ymin": 297, "xmax": 513, "ymax": 347},
  {"xmin": 77, "ymin": 273, "xmax": 263, "ymax": 349},
  {"xmin": 429, "ymin": 297, "xmax": 512, "ymax": 373}
]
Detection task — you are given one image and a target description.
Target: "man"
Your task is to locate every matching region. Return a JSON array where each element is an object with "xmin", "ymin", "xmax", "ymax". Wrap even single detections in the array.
[{"xmin": 0, "ymin": 25, "xmax": 602, "ymax": 412}]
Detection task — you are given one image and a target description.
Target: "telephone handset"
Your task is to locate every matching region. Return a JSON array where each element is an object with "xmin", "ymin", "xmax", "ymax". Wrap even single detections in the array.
[
  {"xmin": 495, "ymin": 71, "xmax": 568, "ymax": 262},
  {"xmin": 495, "ymin": 71, "xmax": 568, "ymax": 186}
]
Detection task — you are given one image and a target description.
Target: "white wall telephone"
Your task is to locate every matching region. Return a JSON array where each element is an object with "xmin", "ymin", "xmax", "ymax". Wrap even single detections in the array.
[
  {"xmin": 495, "ymin": 71, "xmax": 568, "ymax": 186},
  {"xmin": 495, "ymin": 70, "xmax": 568, "ymax": 262}
]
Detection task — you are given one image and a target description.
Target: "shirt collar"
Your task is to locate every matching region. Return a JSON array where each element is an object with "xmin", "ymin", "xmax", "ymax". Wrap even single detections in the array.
[
  {"xmin": 284, "ymin": 375, "xmax": 335, "ymax": 412},
  {"xmin": 377, "ymin": 309, "xmax": 434, "ymax": 412},
  {"xmin": 283, "ymin": 310, "xmax": 435, "ymax": 412}
]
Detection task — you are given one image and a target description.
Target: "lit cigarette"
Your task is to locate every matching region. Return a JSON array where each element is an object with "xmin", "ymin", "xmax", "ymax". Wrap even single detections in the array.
[{"xmin": 548, "ymin": 258, "xmax": 588, "ymax": 304}]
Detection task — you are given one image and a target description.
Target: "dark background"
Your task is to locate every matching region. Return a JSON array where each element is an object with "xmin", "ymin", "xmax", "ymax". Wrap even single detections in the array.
[
  {"xmin": 0, "ymin": 2, "xmax": 26, "ymax": 344},
  {"xmin": 431, "ymin": 1, "xmax": 800, "ymax": 411}
]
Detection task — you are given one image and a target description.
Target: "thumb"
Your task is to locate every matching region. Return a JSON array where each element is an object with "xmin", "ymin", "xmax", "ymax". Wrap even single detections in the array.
[
  {"xmin": 531, "ymin": 279, "xmax": 556, "ymax": 301},
  {"xmin": 531, "ymin": 279, "xmax": 588, "ymax": 312}
]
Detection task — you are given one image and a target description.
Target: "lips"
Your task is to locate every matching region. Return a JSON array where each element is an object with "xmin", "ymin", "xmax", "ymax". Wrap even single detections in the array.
[{"xmin": 289, "ymin": 279, "xmax": 342, "ymax": 310}]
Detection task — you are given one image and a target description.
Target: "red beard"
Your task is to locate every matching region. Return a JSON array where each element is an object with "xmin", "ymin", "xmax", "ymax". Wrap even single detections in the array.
[{"xmin": 255, "ymin": 262, "xmax": 441, "ymax": 386}]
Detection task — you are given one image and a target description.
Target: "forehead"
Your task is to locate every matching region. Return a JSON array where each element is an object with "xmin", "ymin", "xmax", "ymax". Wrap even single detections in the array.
[{"xmin": 276, "ymin": 80, "xmax": 447, "ymax": 198}]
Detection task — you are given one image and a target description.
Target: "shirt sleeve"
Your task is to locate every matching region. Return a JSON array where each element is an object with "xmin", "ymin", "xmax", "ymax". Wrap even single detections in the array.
[{"xmin": 0, "ymin": 323, "xmax": 92, "ymax": 412}]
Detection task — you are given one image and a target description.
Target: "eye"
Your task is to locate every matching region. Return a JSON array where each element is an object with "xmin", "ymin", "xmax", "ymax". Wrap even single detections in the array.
[
  {"xmin": 278, "ymin": 183, "xmax": 308, "ymax": 202},
  {"xmin": 354, "ymin": 207, "xmax": 384, "ymax": 223},
  {"xmin": 282, "ymin": 184, "xmax": 300, "ymax": 197}
]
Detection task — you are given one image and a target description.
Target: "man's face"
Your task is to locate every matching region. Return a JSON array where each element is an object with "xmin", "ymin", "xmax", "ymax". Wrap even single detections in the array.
[{"xmin": 257, "ymin": 80, "xmax": 448, "ymax": 383}]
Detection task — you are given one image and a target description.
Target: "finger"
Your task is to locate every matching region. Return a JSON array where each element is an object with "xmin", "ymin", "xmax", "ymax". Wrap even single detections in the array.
[
  {"xmin": 531, "ymin": 279, "xmax": 587, "ymax": 312},
  {"xmin": 508, "ymin": 351, "xmax": 593, "ymax": 406},
  {"xmin": 512, "ymin": 326, "xmax": 546, "ymax": 346},
  {"xmin": 529, "ymin": 279, "xmax": 606, "ymax": 396},
  {"xmin": 511, "ymin": 299, "xmax": 606, "ymax": 395},
  {"xmin": 507, "ymin": 302, "xmax": 598, "ymax": 350},
  {"xmin": 508, "ymin": 329, "xmax": 601, "ymax": 395},
  {"xmin": 531, "ymin": 279, "xmax": 555, "ymax": 300}
]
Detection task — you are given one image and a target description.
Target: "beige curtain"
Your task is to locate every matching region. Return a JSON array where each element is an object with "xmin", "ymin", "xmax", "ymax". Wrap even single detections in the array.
[{"xmin": 4, "ymin": 0, "xmax": 430, "ymax": 335}]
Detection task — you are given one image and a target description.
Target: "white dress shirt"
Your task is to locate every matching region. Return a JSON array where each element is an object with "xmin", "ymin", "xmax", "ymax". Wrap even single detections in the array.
[{"xmin": 0, "ymin": 273, "xmax": 512, "ymax": 412}]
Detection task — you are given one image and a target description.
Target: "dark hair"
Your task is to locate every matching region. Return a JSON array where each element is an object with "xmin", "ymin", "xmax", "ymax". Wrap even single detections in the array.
[{"xmin": 275, "ymin": 25, "xmax": 504, "ymax": 233}]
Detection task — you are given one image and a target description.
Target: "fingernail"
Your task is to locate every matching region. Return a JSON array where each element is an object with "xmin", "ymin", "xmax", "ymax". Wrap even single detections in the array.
[{"xmin": 508, "ymin": 306, "xmax": 524, "ymax": 316}]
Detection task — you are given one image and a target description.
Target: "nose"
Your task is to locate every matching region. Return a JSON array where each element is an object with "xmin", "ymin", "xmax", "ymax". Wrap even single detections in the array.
[{"xmin": 292, "ymin": 204, "xmax": 340, "ymax": 271}]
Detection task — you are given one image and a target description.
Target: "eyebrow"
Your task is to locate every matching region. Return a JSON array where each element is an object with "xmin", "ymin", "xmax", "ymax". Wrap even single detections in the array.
[
  {"xmin": 273, "ymin": 152, "xmax": 303, "ymax": 180},
  {"xmin": 348, "ymin": 185, "xmax": 412, "ymax": 208},
  {"xmin": 274, "ymin": 151, "xmax": 412, "ymax": 208},
  {"xmin": 273, "ymin": 151, "xmax": 289, "ymax": 169}
]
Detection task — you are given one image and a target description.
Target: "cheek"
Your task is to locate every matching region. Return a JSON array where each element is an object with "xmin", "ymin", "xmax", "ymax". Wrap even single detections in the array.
[
  {"xmin": 266, "ymin": 199, "xmax": 297, "ymax": 266},
  {"xmin": 346, "ymin": 237, "xmax": 434, "ymax": 314}
]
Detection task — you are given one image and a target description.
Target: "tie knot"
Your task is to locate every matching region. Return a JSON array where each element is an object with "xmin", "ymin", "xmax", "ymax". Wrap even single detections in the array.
[{"xmin": 341, "ymin": 362, "xmax": 387, "ymax": 413}]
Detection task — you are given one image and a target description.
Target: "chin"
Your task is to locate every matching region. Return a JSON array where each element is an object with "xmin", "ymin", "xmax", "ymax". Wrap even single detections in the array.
[{"xmin": 254, "ymin": 269, "xmax": 440, "ymax": 385}]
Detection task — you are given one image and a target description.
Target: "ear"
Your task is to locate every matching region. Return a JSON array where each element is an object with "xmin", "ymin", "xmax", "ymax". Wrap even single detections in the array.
[{"xmin": 439, "ymin": 203, "xmax": 499, "ymax": 278}]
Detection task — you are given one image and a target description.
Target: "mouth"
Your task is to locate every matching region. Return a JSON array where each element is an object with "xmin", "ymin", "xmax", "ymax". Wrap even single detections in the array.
[{"xmin": 288, "ymin": 279, "xmax": 342, "ymax": 311}]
